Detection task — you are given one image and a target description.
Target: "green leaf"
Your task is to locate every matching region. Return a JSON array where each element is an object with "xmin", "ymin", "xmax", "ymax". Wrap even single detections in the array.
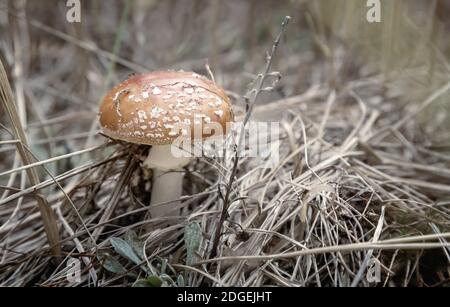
[
  {"xmin": 160, "ymin": 258, "xmax": 167, "ymax": 274},
  {"xmin": 147, "ymin": 275, "xmax": 163, "ymax": 287},
  {"xmin": 177, "ymin": 274, "xmax": 185, "ymax": 287},
  {"xmin": 124, "ymin": 230, "xmax": 145, "ymax": 260},
  {"xmin": 132, "ymin": 276, "xmax": 163, "ymax": 287},
  {"xmin": 101, "ymin": 253, "xmax": 127, "ymax": 274},
  {"xmin": 133, "ymin": 279, "xmax": 150, "ymax": 287},
  {"xmin": 160, "ymin": 273, "xmax": 175, "ymax": 285},
  {"xmin": 110, "ymin": 237, "xmax": 142, "ymax": 266},
  {"xmin": 184, "ymin": 222, "xmax": 202, "ymax": 265}
]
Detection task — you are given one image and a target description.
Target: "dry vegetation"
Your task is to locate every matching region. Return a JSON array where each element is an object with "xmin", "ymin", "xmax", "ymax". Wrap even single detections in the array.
[{"xmin": 0, "ymin": 0, "xmax": 449, "ymax": 287}]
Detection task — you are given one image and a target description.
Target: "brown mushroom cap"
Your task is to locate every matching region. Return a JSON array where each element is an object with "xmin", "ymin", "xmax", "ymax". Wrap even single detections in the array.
[{"xmin": 99, "ymin": 71, "xmax": 234, "ymax": 145}]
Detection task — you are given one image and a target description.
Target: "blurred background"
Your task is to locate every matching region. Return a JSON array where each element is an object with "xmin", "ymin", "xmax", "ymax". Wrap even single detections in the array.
[
  {"xmin": 1, "ymin": 0, "xmax": 449, "ymax": 128},
  {"xmin": 1, "ymin": 0, "xmax": 449, "ymax": 155}
]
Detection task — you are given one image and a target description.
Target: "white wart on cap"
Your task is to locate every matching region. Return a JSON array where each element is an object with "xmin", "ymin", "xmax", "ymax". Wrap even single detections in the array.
[{"xmin": 99, "ymin": 71, "xmax": 234, "ymax": 145}]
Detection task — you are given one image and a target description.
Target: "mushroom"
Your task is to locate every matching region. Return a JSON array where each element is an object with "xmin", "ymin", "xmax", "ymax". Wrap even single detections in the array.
[{"xmin": 98, "ymin": 71, "xmax": 233, "ymax": 225}]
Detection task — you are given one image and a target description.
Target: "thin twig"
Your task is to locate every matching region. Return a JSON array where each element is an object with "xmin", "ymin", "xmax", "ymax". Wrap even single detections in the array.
[{"xmin": 208, "ymin": 16, "xmax": 291, "ymax": 260}]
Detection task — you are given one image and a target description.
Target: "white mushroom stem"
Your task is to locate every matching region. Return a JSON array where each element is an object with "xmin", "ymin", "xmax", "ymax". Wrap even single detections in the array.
[
  {"xmin": 149, "ymin": 169, "xmax": 184, "ymax": 217},
  {"xmin": 143, "ymin": 144, "xmax": 192, "ymax": 220}
]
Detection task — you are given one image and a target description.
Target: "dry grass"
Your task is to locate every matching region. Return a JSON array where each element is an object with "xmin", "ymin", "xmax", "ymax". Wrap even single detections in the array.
[{"xmin": 0, "ymin": 0, "xmax": 449, "ymax": 287}]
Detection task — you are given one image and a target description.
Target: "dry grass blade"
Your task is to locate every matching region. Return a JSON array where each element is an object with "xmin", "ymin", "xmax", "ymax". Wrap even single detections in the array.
[
  {"xmin": 196, "ymin": 240, "xmax": 450, "ymax": 264},
  {"xmin": 0, "ymin": 144, "xmax": 104, "ymax": 178},
  {"xmin": 0, "ymin": 59, "xmax": 61, "ymax": 257}
]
